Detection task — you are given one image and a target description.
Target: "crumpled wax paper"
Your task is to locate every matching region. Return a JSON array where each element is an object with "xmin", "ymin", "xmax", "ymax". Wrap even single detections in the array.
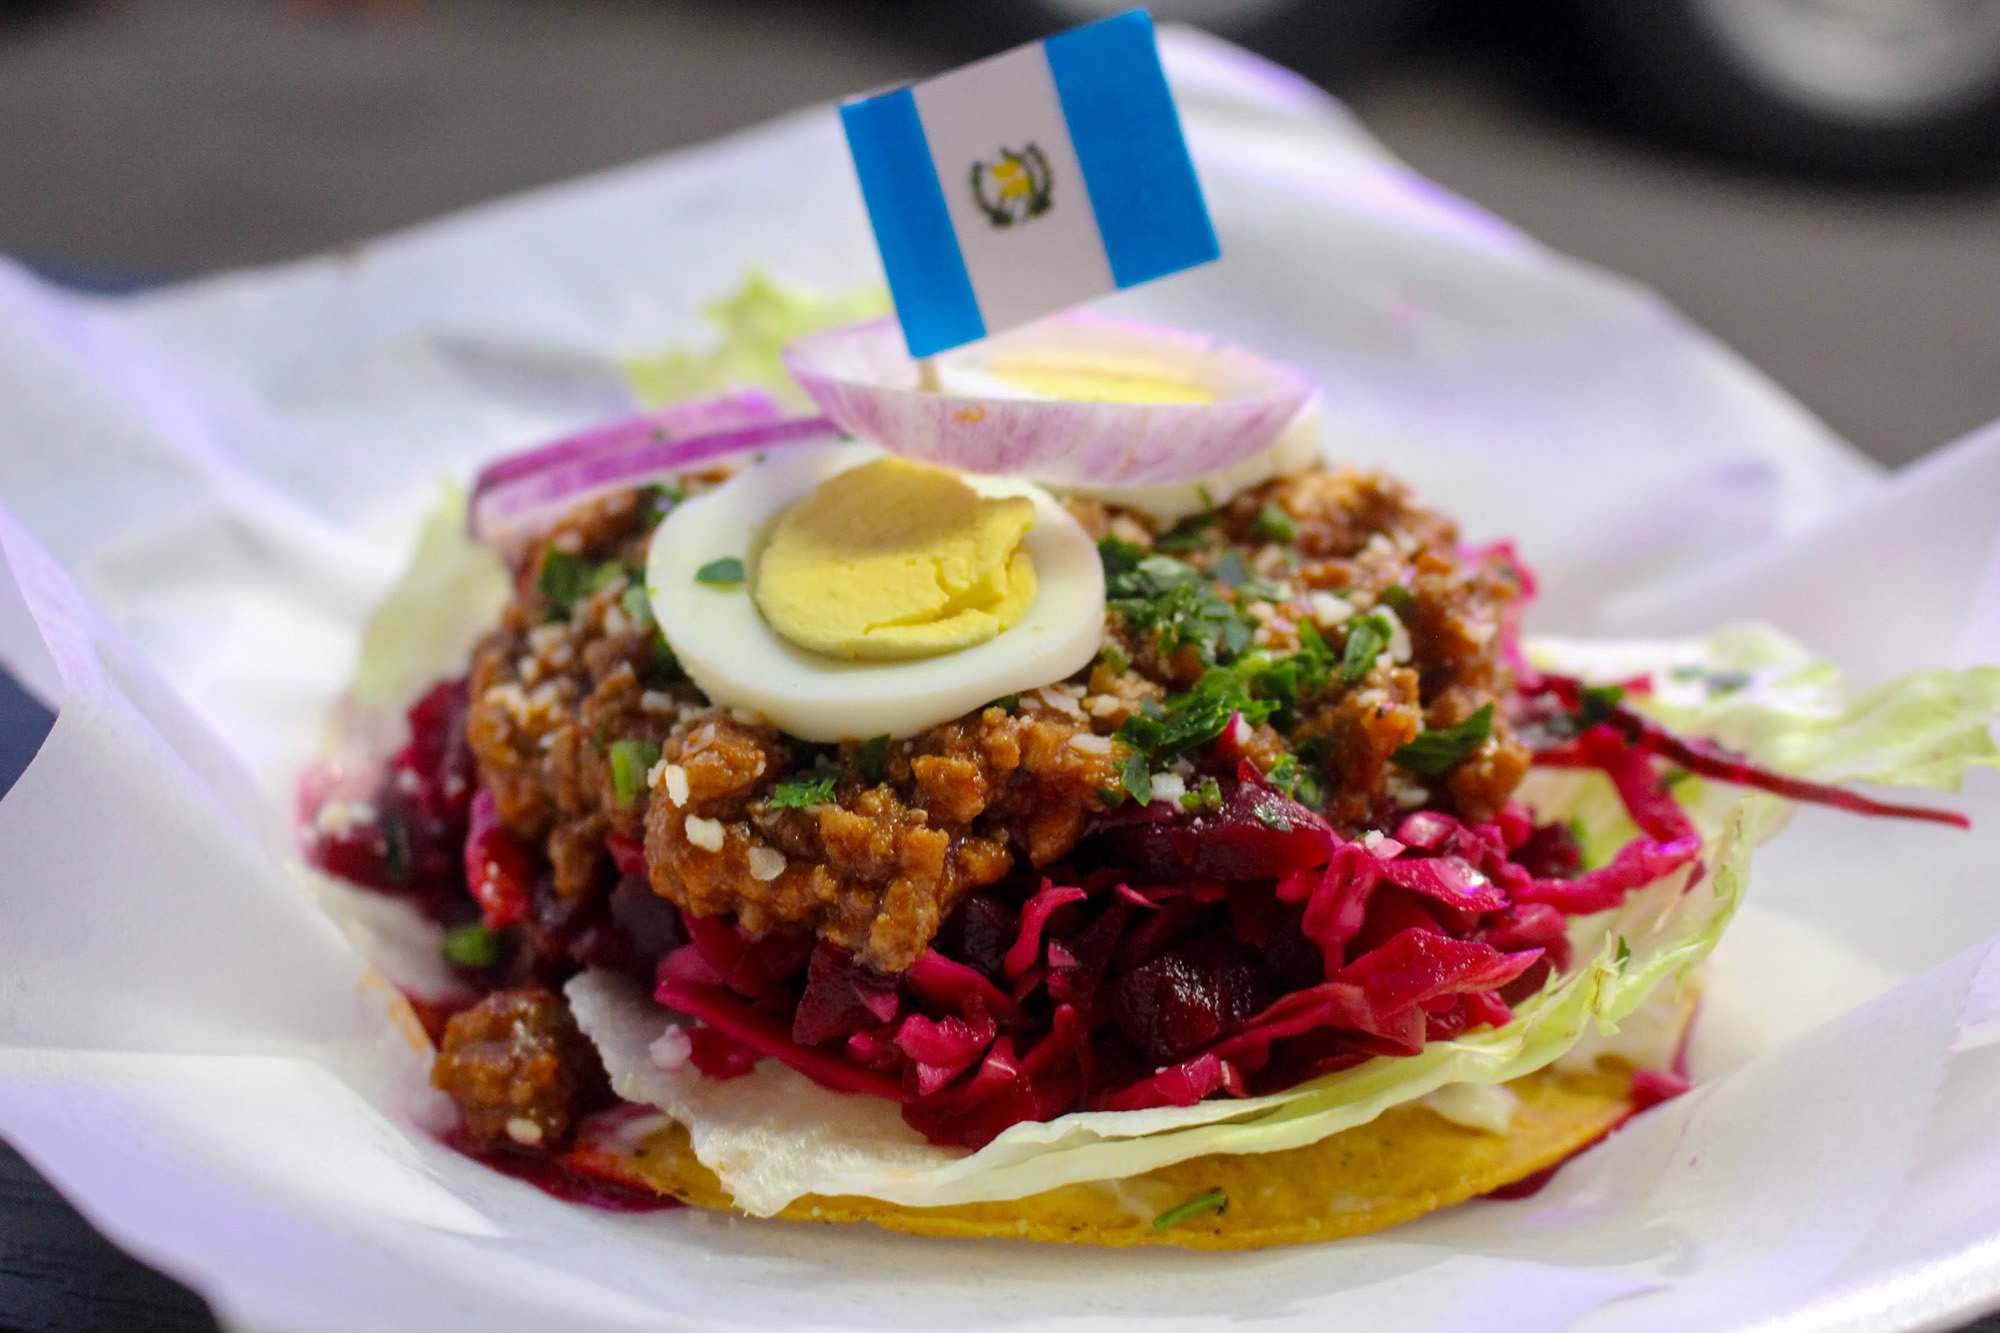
[{"xmin": 1, "ymin": 27, "xmax": 1997, "ymax": 1333}]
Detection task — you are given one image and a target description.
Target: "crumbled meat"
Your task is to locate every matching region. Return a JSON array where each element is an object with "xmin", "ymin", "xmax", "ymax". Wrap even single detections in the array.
[
  {"xmin": 642, "ymin": 706, "xmax": 1118, "ymax": 972},
  {"xmin": 462, "ymin": 463, "xmax": 1527, "ymax": 975},
  {"xmin": 431, "ymin": 987, "xmax": 609, "ymax": 1150}
]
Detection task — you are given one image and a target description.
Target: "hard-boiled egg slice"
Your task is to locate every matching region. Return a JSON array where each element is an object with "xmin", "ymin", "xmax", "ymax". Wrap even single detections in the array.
[{"xmin": 646, "ymin": 443, "xmax": 1104, "ymax": 741}]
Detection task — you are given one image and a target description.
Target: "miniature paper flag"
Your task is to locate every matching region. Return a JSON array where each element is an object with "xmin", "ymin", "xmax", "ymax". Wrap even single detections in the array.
[{"xmin": 840, "ymin": 9, "xmax": 1220, "ymax": 359}]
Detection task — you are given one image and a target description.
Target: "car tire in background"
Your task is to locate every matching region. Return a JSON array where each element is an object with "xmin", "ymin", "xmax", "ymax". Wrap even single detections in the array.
[
  {"xmin": 1567, "ymin": 0, "xmax": 2000, "ymax": 180},
  {"xmin": 976, "ymin": 0, "xmax": 1433, "ymax": 88}
]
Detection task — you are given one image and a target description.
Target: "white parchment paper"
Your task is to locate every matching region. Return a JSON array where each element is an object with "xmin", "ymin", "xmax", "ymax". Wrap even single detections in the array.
[{"xmin": 2, "ymin": 28, "xmax": 1997, "ymax": 1333}]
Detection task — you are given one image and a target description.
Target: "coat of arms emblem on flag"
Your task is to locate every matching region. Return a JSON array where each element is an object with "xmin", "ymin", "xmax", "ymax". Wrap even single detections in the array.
[{"xmin": 971, "ymin": 146, "xmax": 1054, "ymax": 229}]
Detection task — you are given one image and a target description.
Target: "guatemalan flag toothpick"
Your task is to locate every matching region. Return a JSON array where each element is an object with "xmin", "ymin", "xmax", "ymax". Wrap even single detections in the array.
[{"xmin": 839, "ymin": 9, "xmax": 1220, "ymax": 359}]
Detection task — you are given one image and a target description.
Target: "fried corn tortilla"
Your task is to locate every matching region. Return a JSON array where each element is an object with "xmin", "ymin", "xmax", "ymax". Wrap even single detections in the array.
[{"xmin": 571, "ymin": 1059, "xmax": 1641, "ymax": 1249}]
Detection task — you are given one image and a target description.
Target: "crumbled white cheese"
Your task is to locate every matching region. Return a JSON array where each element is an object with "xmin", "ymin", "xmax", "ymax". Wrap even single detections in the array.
[
  {"xmin": 1085, "ymin": 694, "xmax": 1123, "ymax": 718},
  {"xmin": 648, "ymin": 1026, "xmax": 693, "ymax": 1071},
  {"xmin": 505, "ymin": 1117, "xmax": 545, "ymax": 1146},
  {"xmin": 1376, "ymin": 604, "xmax": 1413, "ymax": 664},
  {"xmin": 1038, "ymin": 686, "xmax": 1085, "ymax": 718},
  {"xmin": 311, "ymin": 799, "xmax": 376, "ymax": 837},
  {"xmin": 1308, "ymin": 592, "xmax": 1355, "ymax": 628},
  {"xmin": 649, "ymin": 760, "xmax": 689, "ymax": 807},
  {"xmin": 747, "ymin": 846, "xmax": 787, "ymax": 881},
  {"xmin": 1420, "ymin": 1083, "xmax": 1520, "ymax": 1135},
  {"xmin": 640, "ymin": 690, "xmax": 678, "ymax": 716},
  {"xmin": 1067, "ymin": 733, "xmax": 1113, "ymax": 755},
  {"xmin": 1149, "ymin": 773, "xmax": 1187, "ymax": 804},
  {"xmin": 684, "ymin": 815, "xmax": 725, "ymax": 851}
]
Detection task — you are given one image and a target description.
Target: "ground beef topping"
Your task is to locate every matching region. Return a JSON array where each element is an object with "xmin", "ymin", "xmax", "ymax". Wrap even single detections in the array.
[
  {"xmin": 431, "ymin": 987, "xmax": 610, "ymax": 1150},
  {"xmin": 460, "ymin": 463, "xmax": 1529, "ymax": 976}
]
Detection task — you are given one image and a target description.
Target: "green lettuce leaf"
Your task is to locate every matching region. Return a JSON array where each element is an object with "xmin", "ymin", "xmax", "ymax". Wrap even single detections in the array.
[
  {"xmin": 619, "ymin": 272, "xmax": 887, "ymax": 409},
  {"xmin": 350, "ymin": 483, "xmax": 508, "ymax": 712}
]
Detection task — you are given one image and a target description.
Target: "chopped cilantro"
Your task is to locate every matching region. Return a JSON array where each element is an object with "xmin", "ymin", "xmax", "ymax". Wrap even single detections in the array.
[
  {"xmin": 1340, "ymin": 614, "xmax": 1391, "ymax": 686},
  {"xmin": 621, "ymin": 582, "xmax": 655, "ymax": 629},
  {"xmin": 1577, "ymin": 683, "xmax": 1625, "ymax": 729},
  {"xmin": 639, "ymin": 481, "xmax": 687, "ymax": 525},
  {"xmin": 1181, "ymin": 776, "xmax": 1223, "ymax": 812},
  {"xmin": 1117, "ymin": 673, "xmax": 1266, "ymax": 762},
  {"xmin": 1668, "ymin": 665, "xmax": 1751, "ymax": 696},
  {"xmin": 1210, "ymin": 548, "xmax": 1252, "ymax": 589},
  {"xmin": 441, "ymin": 924, "xmax": 503, "ymax": 969},
  {"xmin": 695, "ymin": 556, "xmax": 745, "ymax": 588},
  {"xmin": 853, "ymin": 734, "xmax": 892, "ymax": 782},
  {"xmin": 1099, "ymin": 642, "xmax": 1132, "ymax": 675},
  {"xmin": 1265, "ymin": 752, "xmax": 1327, "ymax": 811},
  {"xmin": 1119, "ymin": 751, "xmax": 1152, "ymax": 805},
  {"xmin": 1297, "ymin": 620, "xmax": 1333, "ymax": 670},
  {"xmin": 1613, "ymin": 936, "xmax": 1632, "ymax": 966},
  {"xmin": 769, "ymin": 772, "xmax": 838, "ymax": 809},
  {"xmin": 1152, "ymin": 1188, "xmax": 1227, "ymax": 1231},
  {"xmin": 1391, "ymin": 703, "xmax": 1494, "ymax": 777},
  {"xmin": 1251, "ymin": 503, "xmax": 1297, "ymax": 543},
  {"xmin": 986, "ymin": 693, "xmax": 1022, "ymax": 713},
  {"xmin": 1379, "ymin": 584, "xmax": 1417, "ymax": 620},
  {"xmin": 1195, "ymin": 482, "xmax": 1217, "ymax": 509},
  {"xmin": 1100, "ymin": 537, "xmax": 1253, "ymax": 665},
  {"xmin": 652, "ymin": 633, "xmax": 682, "ymax": 678},
  {"xmin": 381, "ymin": 812, "xmax": 411, "ymax": 886},
  {"xmin": 1152, "ymin": 513, "xmax": 1216, "ymax": 553},
  {"xmin": 540, "ymin": 550, "xmax": 625, "ymax": 619},
  {"xmin": 608, "ymin": 738, "xmax": 661, "ymax": 807},
  {"xmin": 1116, "ymin": 636, "xmax": 1337, "ymax": 764}
]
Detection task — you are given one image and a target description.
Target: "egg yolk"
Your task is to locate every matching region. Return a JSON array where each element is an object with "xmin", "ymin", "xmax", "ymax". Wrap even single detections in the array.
[
  {"xmin": 754, "ymin": 457, "xmax": 1038, "ymax": 661},
  {"xmin": 982, "ymin": 347, "xmax": 1215, "ymax": 405}
]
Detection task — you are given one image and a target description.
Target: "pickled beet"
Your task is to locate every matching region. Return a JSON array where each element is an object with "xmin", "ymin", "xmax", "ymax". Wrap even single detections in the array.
[{"xmin": 1111, "ymin": 934, "xmax": 1272, "ymax": 1066}]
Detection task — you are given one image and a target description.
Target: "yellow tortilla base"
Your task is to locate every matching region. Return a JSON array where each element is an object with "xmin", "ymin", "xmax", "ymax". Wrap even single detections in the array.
[{"xmin": 590, "ymin": 1059, "xmax": 1639, "ymax": 1249}]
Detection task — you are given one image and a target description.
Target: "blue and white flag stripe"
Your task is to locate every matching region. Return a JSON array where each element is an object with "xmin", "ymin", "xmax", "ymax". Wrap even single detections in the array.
[{"xmin": 841, "ymin": 10, "xmax": 1219, "ymax": 359}]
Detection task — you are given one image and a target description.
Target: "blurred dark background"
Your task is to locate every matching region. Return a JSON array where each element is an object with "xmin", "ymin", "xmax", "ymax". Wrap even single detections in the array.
[
  {"xmin": 1, "ymin": 2, "xmax": 1998, "ymax": 1329},
  {"xmin": 2, "ymin": 0, "xmax": 1997, "ymax": 466}
]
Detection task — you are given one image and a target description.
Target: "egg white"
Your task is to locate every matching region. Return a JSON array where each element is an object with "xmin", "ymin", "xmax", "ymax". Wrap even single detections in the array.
[{"xmin": 645, "ymin": 443, "xmax": 1105, "ymax": 742}]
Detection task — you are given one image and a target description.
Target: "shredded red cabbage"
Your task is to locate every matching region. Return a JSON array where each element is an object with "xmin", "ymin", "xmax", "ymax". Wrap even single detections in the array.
[
  {"xmin": 1525, "ymin": 672, "xmax": 1970, "ymax": 829},
  {"xmin": 307, "ymin": 625, "xmax": 1976, "ymax": 1156}
]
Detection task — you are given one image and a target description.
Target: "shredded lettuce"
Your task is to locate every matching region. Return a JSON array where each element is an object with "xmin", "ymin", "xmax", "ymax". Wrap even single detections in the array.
[
  {"xmin": 619, "ymin": 273, "xmax": 887, "ymax": 410},
  {"xmin": 350, "ymin": 484, "xmax": 508, "ymax": 712},
  {"xmin": 1534, "ymin": 625, "xmax": 2000, "ymax": 792}
]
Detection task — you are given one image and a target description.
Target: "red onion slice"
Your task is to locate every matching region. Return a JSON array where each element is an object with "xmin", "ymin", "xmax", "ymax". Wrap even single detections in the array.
[
  {"xmin": 781, "ymin": 312, "xmax": 1316, "ymax": 488},
  {"xmin": 472, "ymin": 389, "xmax": 787, "ymax": 495},
  {"xmin": 469, "ymin": 409, "xmax": 844, "ymax": 544}
]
